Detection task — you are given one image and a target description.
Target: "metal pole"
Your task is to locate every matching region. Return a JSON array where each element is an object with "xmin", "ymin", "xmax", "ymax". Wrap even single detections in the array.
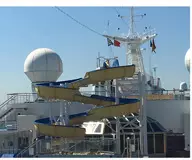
[
  {"xmin": 123, "ymin": 134, "xmax": 125, "ymax": 151},
  {"xmin": 138, "ymin": 72, "xmax": 144, "ymax": 156},
  {"xmin": 129, "ymin": 138, "xmax": 132, "ymax": 158},
  {"xmin": 64, "ymin": 102, "xmax": 69, "ymax": 125},
  {"xmin": 164, "ymin": 133, "xmax": 167, "ymax": 154},
  {"xmin": 114, "ymin": 79, "xmax": 121, "ymax": 155},
  {"xmin": 153, "ymin": 133, "xmax": 156, "ymax": 154},
  {"xmin": 126, "ymin": 46, "xmax": 129, "ymax": 66},
  {"xmin": 60, "ymin": 101, "xmax": 65, "ymax": 125},
  {"xmin": 126, "ymin": 137, "xmax": 129, "ymax": 157},
  {"xmin": 114, "ymin": 79, "xmax": 119, "ymax": 105},
  {"xmin": 64, "ymin": 101, "xmax": 69, "ymax": 151},
  {"xmin": 137, "ymin": 138, "xmax": 140, "ymax": 157},
  {"xmin": 49, "ymin": 100, "xmax": 52, "ymax": 124},
  {"xmin": 116, "ymin": 118, "xmax": 121, "ymax": 154},
  {"xmin": 142, "ymin": 74, "xmax": 148, "ymax": 156},
  {"xmin": 98, "ymin": 52, "xmax": 100, "ymax": 67},
  {"xmin": 97, "ymin": 82, "xmax": 100, "ymax": 96},
  {"xmin": 105, "ymin": 81, "xmax": 108, "ymax": 97},
  {"xmin": 35, "ymin": 140, "xmax": 38, "ymax": 156},
  {"xmin": 139, "ymin": 72, "xmax": 148, "ymax": 157}
]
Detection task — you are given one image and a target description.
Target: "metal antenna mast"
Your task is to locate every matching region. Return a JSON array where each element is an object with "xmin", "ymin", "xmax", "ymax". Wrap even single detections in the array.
[
  {"xmin": 153, "ymin": 67, "xmax": 157, "ymax": 79},
  {"xmin": 102, "ymin": 7, "xmax": 157, "ymax": 157},
  {"xmin": 129, "ymin": 7, "xmax": 134, "ymax": 36}
]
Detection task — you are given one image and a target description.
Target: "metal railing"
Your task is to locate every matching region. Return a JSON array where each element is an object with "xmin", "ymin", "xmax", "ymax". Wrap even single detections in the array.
[
  {"xmin": 142, "ymin": 28, "xmax": 156, "ymax": 37},
  {"xmin": 16, "ymin": 139, "xmax": 41, "ymax": 157},
  {"xmin": 0, "ymin": 120, "xmax": 17, "ymax": 130},
  {"xmin": 5, "ymin": 121, "xmax": 17, "ymax": 130},
  {"xmin": 83, "ymin": 89, "xmax": 190, "ymax": 100},
  {"xmin": 0, "ymin": 93, "xmax": 43, "ymax": 121},
  {"xmin": 16, "ymin": 137, "xmax": 117, "ymax": 157},
  {"xmin": 0, "ymin": 95, "xmax": 16, "ymax": 107},
  {"xmin": 40, "ymin": 138, "xmax": 117, "ymax": 154},
  {"xmin": 0, "ymin": 121, "xmax": 6, "ymax": 129},
  {"xmin": 0, "ymin": 148, "xmax": 20, "ymax": 155},
  {"xmin": 0, "ymin": 95, "xmax": 17, "ymax": 112},
  {"xmin": 122, "ymin": 137, "xmax": 140, "ymax": 157},
  {"xmin": 2, "ymin": 87, "xmax": 190, "ymax": 110},
  {"xmin": 7, "ymin": 93, "xmax": 37, "ymax": 104},
  {"xmin": 0, "ymin": 95, "xmax": 18, "ymax": 121}
]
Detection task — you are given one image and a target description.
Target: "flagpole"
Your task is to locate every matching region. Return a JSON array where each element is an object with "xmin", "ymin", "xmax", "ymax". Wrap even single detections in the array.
[
  {"xmin": 149, "ymin": 48, "xmax": 152, "ymax": 76},
  {"xmin": 106, "ymin": 20, "xmax": 114, "ymax": 58},
  {"xmin": 107, "ymin": 20, "xmax": 110, "ymax": 57},
  {"xmin": 148, "ymin": 26, "xmax": 153, "ymax": 78}
]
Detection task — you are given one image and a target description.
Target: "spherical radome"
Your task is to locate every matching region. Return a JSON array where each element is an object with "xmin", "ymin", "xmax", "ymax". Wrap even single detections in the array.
[
  {"xmin": 185, "ymin": 49, "xmax": 190, "ymax": 72},
  {"xmin": 179, "ymin": 82, "xmax": 188, "ymax": 91},
  {"xmin": 24, "ymin": 48, "xmax": 63, "ymax": 82}
]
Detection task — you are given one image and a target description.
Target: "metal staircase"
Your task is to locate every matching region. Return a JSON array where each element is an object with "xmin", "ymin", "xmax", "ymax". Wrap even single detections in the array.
[
  {"xmin": 16, "ymin": 139, "xmax": 41, "ymax": 157},
  {"xmin": 0, "ymin": 93, "xmax": 37, "ymax": 121},
  {"xmin": 0, "ymin": 95, "xmax": 17, "ymax": 121},
  {"xmin": 0, "ymin": 95, "xmax": 16, "ymax": 109}
]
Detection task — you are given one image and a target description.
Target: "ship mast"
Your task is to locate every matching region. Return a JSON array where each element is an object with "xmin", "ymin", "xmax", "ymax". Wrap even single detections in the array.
[
  {"xmin": 126, "ymin": 7, "xmax": 145, "ymax": 74},
  {"xmin": 103, "ymin": 7, "xmax": 157, "ymax": 75},
  {"xmin": 102, "ymin": 7, "xmax": 158, "ymax": 157},
  {"xmin": 129, "ymin": 7, "xmax": 134, "ymax": 36}
]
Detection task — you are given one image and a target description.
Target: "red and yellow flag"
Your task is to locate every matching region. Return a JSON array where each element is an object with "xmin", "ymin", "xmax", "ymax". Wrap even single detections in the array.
[{"xmin": 151, "ymin": 39, "xmax": 156, "ymax": 53}]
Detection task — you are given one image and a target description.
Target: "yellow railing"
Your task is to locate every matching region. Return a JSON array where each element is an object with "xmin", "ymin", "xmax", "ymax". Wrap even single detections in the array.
[
  {"xmin": 128, "ymin": 94, "xmax": 174, "ymax": 100},
  {"xmin": 146, "ymin": 94, "xmax": 174, "ymax": 100}
]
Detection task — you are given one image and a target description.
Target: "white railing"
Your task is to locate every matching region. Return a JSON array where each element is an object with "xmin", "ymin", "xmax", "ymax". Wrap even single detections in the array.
[
  {"xmin": 0, "ymin": 120, "xmax": 17, "ymax": 130},
  {"xmin": 0, "ymin": 95, "xmax": 17, "ymax": 110},
  {"xmin": 1, "ymin": 87, "xmax": 190, "ymax": 111},
  {"xmin": 142, "ymin": 28, "xmax": 156, "ymax": 37},
  {"xmin": 40, "ymin": 138, "xmax": 116, "ymax": 154},
  {"xmin": 0, "ymin": 121, "xmax": 6, "ymax": 129},
  {"xmin": 0, "ymin": 148, "xmax": 20, "ymax": 155},
  {"xmin": 0, "ymin": 93, "xmax": 43, "ymax": 121},
  {"xmin": 16, "ymin": 139, "xmax": 41, "ymax": 157},
  {"xmin": 0, "ymin": 95, "xmax": 18, "ymax": 120},
  {"xmin": 7, "ymin": 93, "xmax": 37, "ymax": 104},
  {"xmin": 16, "ymin": 137, "xmax": 117, "ymax": 157},
  {"xmin": 83, "ymin": 88, "xmax": 190, "ymax": 101},
  {"xmin": 5, "ymin": 121, "xmax": 17, "ymax": 130},
  {"xmin": 0, "ymin": 95, "xmax": 16, "ymax": 107}
]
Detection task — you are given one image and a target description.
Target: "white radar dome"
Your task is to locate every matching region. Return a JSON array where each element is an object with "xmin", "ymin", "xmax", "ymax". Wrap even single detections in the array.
[
  {"xmin": 179, "ymin": 82, "xmax": 188, "ymax": 91},
  {"xmin": 24, "ymin": 48, "xmax": 63, "ymax": 82},
  {"xmin": 185, "ymin": 49, "xmax": 190, "ymax": 72}
]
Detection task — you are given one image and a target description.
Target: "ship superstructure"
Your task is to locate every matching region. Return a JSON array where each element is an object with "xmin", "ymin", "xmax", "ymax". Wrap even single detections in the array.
[{"xmin": 0, "ymin": 7, "xmax": 190, "ymax": 158}]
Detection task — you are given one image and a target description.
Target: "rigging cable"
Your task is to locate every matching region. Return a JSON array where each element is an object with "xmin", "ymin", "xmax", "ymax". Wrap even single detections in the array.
[
  {"xmin": 54, "ymin": 7, "xmax": 103, "ymax": 37},
  {"xmin": 113, "ymin": 8, "xmax": 128, "ymax": 26},
  {"xmin": 105, "ymin": 20, "xmax": 114, "ymax": 58}
]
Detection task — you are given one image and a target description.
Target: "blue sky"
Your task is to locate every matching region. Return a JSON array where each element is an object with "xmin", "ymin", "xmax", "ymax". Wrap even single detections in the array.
[{"xmin": 0, "ymin": 7, "xmax": 190, "ymax": 103}]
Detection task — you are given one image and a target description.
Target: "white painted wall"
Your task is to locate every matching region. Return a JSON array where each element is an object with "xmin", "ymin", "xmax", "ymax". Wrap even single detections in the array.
[
  {"xmin": 6, "ymin": 99, "xmax": 190, "ymax": 134},
  {"xmin": 183, "ymin": 113, "xmax": 190, "ymax": 151},
  {"xmin": 7, "ymin": 101, "xmax": 94, "ymax": 118},
  {"xmin": 17, "ymin": 115, "xmax": 37, "ymax": 142},
  {"xmin": 146, "ymin": 100, "xmax": 190, "ymax": 133},
  {"xmin": 17, "ymin": 115, "xmax": 37, "ymax": 131}
]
